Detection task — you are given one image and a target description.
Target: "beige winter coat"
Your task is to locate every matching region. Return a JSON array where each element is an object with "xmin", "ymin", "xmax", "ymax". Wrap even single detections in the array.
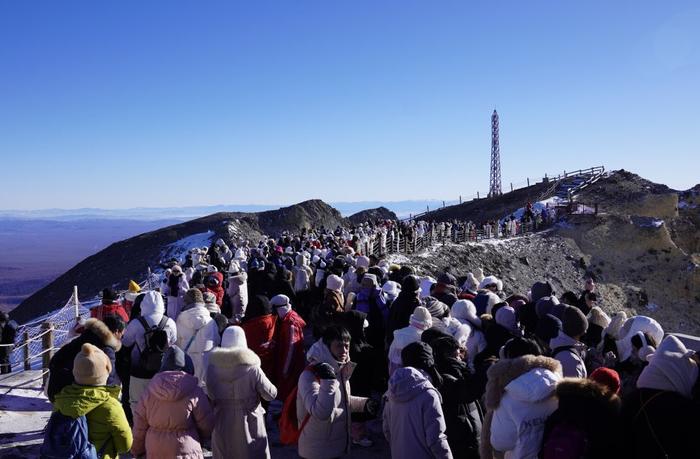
[
  {"xmin": 206, "ymin": 347, "xmax": 277, "ymax": 459},
  {"xmin": 296, "ymin": 340, "xmax": 368, "ymax": 459}
]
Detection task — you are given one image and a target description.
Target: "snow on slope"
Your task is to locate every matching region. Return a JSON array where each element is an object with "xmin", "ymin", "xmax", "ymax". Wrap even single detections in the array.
[{"xmin": 161, "ymin": 230, "xmax": 214, "ymax": 261}]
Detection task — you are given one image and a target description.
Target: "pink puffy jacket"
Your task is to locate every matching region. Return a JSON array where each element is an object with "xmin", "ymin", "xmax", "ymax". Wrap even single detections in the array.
[{"xmin": 132, "ymin": 371, "xmax": 215, "ymax": 458}]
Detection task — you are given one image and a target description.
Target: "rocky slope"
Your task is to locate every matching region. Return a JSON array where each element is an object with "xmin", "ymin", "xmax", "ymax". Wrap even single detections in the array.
[{"xmin": 348, "ymin": 206, "xmax": 398, "ymax": 225}]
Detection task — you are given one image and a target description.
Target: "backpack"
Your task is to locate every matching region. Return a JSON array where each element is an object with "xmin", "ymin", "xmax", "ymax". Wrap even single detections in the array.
[
  {"xmin": 278, "ymin": 365, "xmax": 318, "ymax": 445},
  {"xmin": 131, "ymin": 316, "xmax": 169, "ymax": 378},
  {"xmin": 40, "ymin": 411, "xmax": 99, "ymax": 459},
  {"xmin": 541, "ymin": 421, "xmax": 589, "ymax": 459}
]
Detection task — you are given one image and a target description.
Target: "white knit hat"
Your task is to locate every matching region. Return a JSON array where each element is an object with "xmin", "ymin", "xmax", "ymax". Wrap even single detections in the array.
[
  {"xmin": 382, "ymin": 281, "xmax": 401, "ymax": 298},
  {"xmin": 221, "ymin": 326, "xmax": 247, "ymax": 349},
  {"xmin": 409, "ymin": 306, "xmax": 433, "ymax": 330},
  {"xmin": 356, "ymin": 256, "xmax": 370, "ymax": 269},
  {"xmin": 495, "ymin": 305, "xmax": 519, "ymax": 334},
  {"xmin": 326, "ymin": 274, "xmax": 344, "ymax": 293},
  {"xmin": 587, "ymin": 306, "xmax": 611, "ymax": 329}
]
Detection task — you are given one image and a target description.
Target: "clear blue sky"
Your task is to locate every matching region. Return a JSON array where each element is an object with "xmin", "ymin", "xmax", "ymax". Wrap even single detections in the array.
[{"xmin": 1, "ymin": 1, "xmax": 698, "ymax": 209}]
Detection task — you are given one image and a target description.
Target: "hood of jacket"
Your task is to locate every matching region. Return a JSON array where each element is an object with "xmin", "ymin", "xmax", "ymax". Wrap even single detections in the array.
[
  {"xmin": 140, "ymin": 291, "xmax": 165, "ymax": 317},
  {"xmin": 387, "ymin": 366, "xmax": 440, "ymax": 403},
  {"xmin": 179, "ymin": 304, "xmax": 212, "ymax": 330},
  {"xmin": 53, "ymin": 384, "xmax": 115, "ymax": 417},
  {"xmin": 392, "ymin": 325, "xmax": 423, "ymax": 348},
  {"xmin": 208, "ymin": 346, "xmax": 261, "ymax": 380},
  {"xmin": 550, "ymin": 331, "xmax": 585, "ymax": 350},
  {"xmin": 484, "ymin": 355, "xmax": 562, "ymax": 410},
  {"xmin": 149, "ymin": 371, "xmax": 199, "ymax": 401},
  {"xmin": 307, "ymin": 339, "xmax": 345, "ymax": 372},
  {"xmin": 82, "ymin": 318, "xmax": 121, "ymax": 352},
  {"xmin": 505, "ymin": 367, "xmax": 560, "ymax": 403},
  {"xmin": 555, "ymin": 377, "xmax": 621, "ymax": 410}
]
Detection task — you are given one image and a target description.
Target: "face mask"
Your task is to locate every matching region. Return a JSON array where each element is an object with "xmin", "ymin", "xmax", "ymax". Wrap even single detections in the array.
[{"xmin": 276, "ymin": 305, "xmax": 291, "ymax": 318}]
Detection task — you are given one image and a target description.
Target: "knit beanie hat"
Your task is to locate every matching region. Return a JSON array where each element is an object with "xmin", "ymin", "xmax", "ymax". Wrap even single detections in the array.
[
  {"xmin": 451, "ymin": 299, "xmax": 481, "ymax": 327},
  {"xmin": 587, "ymin": 306, "xmax": 611, "ymax": 329},
  {"xmin": 184, "ymin": 288, "xmax": 204, "ymax": 307},
  {"xmin": 361, "ymin": 273, "xmax": 378, "ymax": 289},
  {"xmin": 73, "ymin": 343, "xmax": 111, "ymax": 386},
  {"xmin": 202, "ymin": 291, "xmax": 217, "ymax": 305},
  {"xmin": 101, "ymin": 288, "xmax": 118, "ymax": 304},
  {"xmin": 221, "ymin": 326, "xmax": 247, "ymax": 349},
  {"xmin": 409, "ymin": 306, "xmax": 433, "ymax": 331},
  {"xmin": 326, "ymin": 274, "xmax": 344, "ymax": 293},
  {"xmin": 535, "ymin": 296, "xmax": 560, "ymax": 318},
  {"xmin": 495, "ymin": 305, "xmax": 519, "ymax": 335},
  {"xmin": 356, "ymin": 256, "xmax": 370, "ymax": 269},
  {"xmin": 437, "ymin": 272, "xmax": 457, "ymax": 287},
  {"xmin": 160, "ymin": 345, "xmax": 194, "ymax": 375},
  {"xmin": 382, "ymin": 281, "xmax": 401, "ymax": 298},
  {"xmin": 423, "ymin": 296, "xmax": 450, "ymax": 319},
  {"xmin": 562, "ymin": 305, "xmax": 589, "ymax": 338},
  {"xmin": 530, "ymin": 281, "xmax": 554, "ymax": 303},
  {"xmin": 401, "ymin": 275, "xmax": 421, "ymax": 293},
  {"xmin": 536, "ymin": 313, "xmax": 562, "ymax": 343},
  {"xmin": 590, "ymin": 367, "xmax": 621, "ymax": 394},
  {"xmin": 637, "ymin": 335, "xmax": 699, "ymax": 399}
]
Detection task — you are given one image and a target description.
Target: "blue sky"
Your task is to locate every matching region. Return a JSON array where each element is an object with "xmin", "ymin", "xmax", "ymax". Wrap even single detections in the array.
[{"xmin": 1, "ymin": 1, "xmax": 698, "ymax": 209}]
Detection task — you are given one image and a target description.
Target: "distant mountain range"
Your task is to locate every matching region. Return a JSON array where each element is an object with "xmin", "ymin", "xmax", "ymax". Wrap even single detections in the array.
[{"xmin": 0, "ymin": 200, "xmax": 446, "ymax": 221}]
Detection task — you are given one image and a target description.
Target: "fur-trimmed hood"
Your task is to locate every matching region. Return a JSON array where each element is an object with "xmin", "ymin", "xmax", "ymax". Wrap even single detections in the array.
[
  {"xmin": 208, "ymin": 346, "xmax": 261, "ymax": 369},
  {"xmin": 484, "ymin": 355, "xmax": 562, "ymax": 410},
  {"xmin": 83, "ymin": 318, "xmax": 121, "ymax": 352}
]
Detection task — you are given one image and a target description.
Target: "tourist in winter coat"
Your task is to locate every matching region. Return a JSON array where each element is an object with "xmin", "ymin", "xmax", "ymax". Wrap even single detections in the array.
[
  {"xmin": 430, "ymin": 336, "xmax": 483, "ymax": 459},
  {"xmin": 451, "ymin": 299, "xmax": 487, "ymax": 365},
  {"xmin": 204, "ymin": 271, "xmax": 225, "ymax": 306},
  {"xmin": 312, "ymin": 274, "xmax": 344, "ymax": 338},
  {"xmin": 165, "ymin": 265, "xmax": 190, "ymax": 319},
  {"xmin": 91, "ymin": 288, "xmax": 130, "ymax": 323},
  {"xmin": 383, "ymin": 344, "xmax": 452, "ymax": 459},
  {"xmin": 386, "ymin": 275, "xmax": 422, "ymax": 346},
  {"xmin": 176, "ymin": 289, "xmax": 220, "ymax": 384},
  {"xmin": 225, "ymin": 265, "xmax": 249, "ymax": 321},
  {"xmin": 122, "ymin": 291, "xmax": 177, "ymax": 410},
  {"xmin": 241, "ymin": 294, "xmax": 277, "ymax": 381},
  {"xmin": 481, "ymin": 355, "xmax": 562, "ymax": 459},
  {"xmin": 356, "ymin": 274, "xmax": 390, "ymax": 352},
  {"xmin": 550, "ymin": 305, "xmax": 589, "ymax": 377},
  {"xmin": 207, "ymin": 326, "xmax": 278, "ymax": 459},
  {"xmin": 540, "ymin": 377, "xmax": 622, "ymax": 459},
  {"xmin": 132, "ymin": 346, "xmax": 215, "ymax": 459},
  {"xmin": 614, "ymin": 314, "xmax": 663, "ymax": 398},
  {"xmin": 0, "ymin": 311, "xmax": 18, "ymax": 374},
  {"xmin": 388, "ymin": 306, "xmax": 432, "ymax": 376},
  {"xmin": 621, "ymin": 335, "xmax": 700, "ymax": 459},
  {"xmin": 48, "ymin": 317, "xmax": 124, "ymax": 402},
  {"xmin": 51, "ymin": 343, "xmax": 132, "ymax": 459},
  {"xmin": 297, "ymin": 326, "xmax": 371, "ymax": 459},
  {"xmin": 271, "ymin": 294, "xmax": 307, "ymax": 401}
]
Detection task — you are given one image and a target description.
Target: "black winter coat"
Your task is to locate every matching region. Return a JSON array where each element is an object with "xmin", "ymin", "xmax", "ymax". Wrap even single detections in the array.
[
  {"xmin": 47, "ymin": 318, "xmax": 121, "ymax": 402},
  {"xmin": 435, "ymin": 356, "xmax": 483, "ymax": 459},
  {"xmin": 621, "ymin": 388, "xmax": 700, "ymax": 459}
]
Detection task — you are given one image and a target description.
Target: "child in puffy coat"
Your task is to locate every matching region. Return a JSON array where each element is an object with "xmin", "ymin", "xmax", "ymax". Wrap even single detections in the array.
[{"xmin": 131, "ymin": 346, "xmax": 214, "ymax": 459}]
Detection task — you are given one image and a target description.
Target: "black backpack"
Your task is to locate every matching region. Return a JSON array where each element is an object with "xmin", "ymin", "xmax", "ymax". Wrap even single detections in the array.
[{"xmin": 131, "ymin": 316, "xmax": 168, "ymax": 379}]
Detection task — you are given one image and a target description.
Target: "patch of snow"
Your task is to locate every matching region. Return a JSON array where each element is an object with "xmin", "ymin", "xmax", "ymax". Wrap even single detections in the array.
[
  {"xmin": 679, "ymin": 200, "xmax": 697, "ymax": 209},
  {"xmin": 387, "ymin": 254, "xmax": 411, "ymax": 264},
  {"xmin": 646, "ymin": 303, "xmax": 659, "ymax": 312},
  {"xmin": 499, "ymin": 196, "xmax": 565, "ymax": 224},
  {"xmin": 161, "ymin": 231, "xmax": 214, "ymax": 261}
]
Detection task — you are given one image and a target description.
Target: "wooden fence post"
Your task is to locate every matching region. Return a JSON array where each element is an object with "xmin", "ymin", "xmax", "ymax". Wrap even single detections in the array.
[
  {"xmin": 23, "ymin": 331, "xmax": 31, "ymax": 370},
  {"xmin": 41, "ymin": 322, "xmax": 54, "ymax": 386}
]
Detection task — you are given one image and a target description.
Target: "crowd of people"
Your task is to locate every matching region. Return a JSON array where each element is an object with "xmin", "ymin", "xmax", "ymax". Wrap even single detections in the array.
[{"xmin": 34, "ymin": 222, "xmax": 700, "ymax": 459}]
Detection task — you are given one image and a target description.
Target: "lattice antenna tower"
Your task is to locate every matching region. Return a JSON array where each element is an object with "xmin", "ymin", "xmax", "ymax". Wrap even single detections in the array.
[{"xmin": 489, "ymin": 109, "xmax": 502, "ymax": 197}]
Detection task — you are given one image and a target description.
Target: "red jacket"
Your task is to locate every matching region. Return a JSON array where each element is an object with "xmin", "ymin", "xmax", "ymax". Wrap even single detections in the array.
[
  {"xmin": 240, "ymin": 314, "xmax": 277, "ymax": 378},
  {"xmin": 274, "ymin": 310, "xmax": 307, "ymax": 401},
  {"xmin": 205, "ymin": 272, "xmax": 225, "ymax": 306},
  {"xmin": 90, "ymin": 302, "xmax": 129, "ymax": 323}
]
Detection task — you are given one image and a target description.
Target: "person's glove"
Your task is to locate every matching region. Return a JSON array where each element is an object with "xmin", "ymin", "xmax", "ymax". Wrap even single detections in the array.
[
  {"xmin": 364, "ymin": 398, "xmax": 380, "ymax": 417},
  {"xmin": 314, "ymin": 362, "xmax": 336, "ymax": 380}
]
